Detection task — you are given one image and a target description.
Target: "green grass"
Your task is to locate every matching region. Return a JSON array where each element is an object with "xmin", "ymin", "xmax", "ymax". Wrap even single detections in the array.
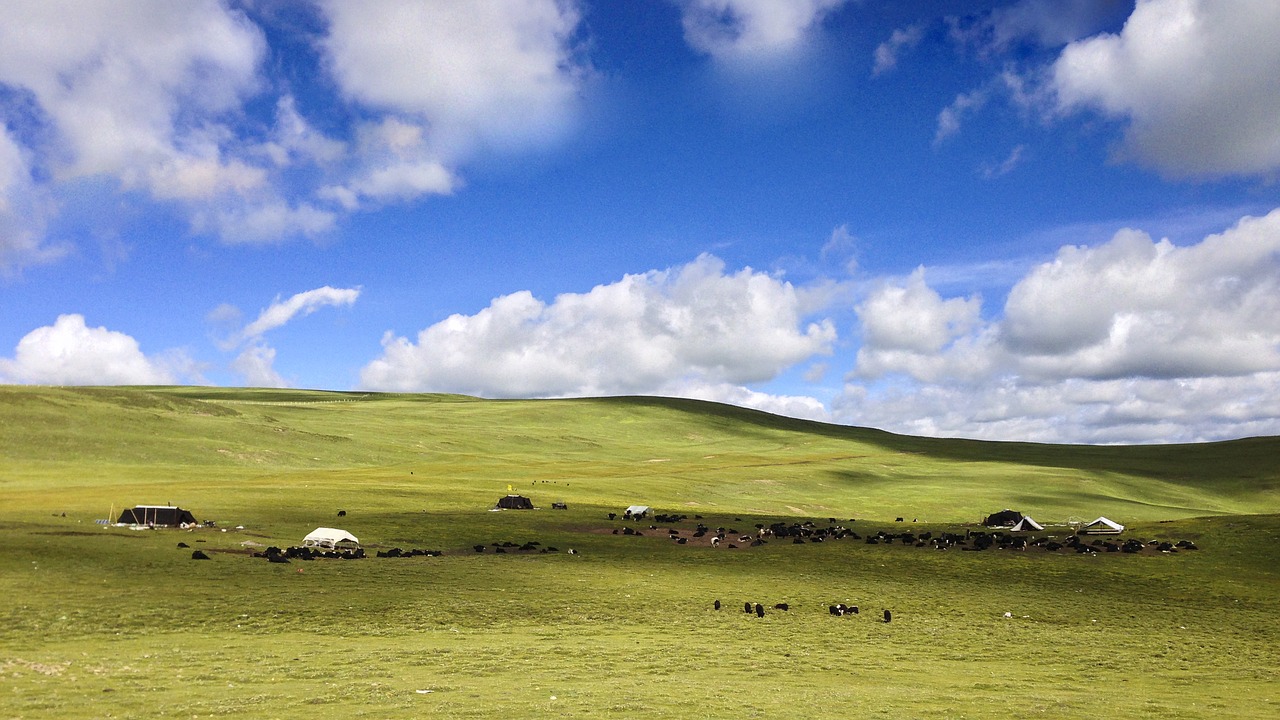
[{"xmin": 1, "ymin": 386, "xmax": 1278, "ymax": 718}]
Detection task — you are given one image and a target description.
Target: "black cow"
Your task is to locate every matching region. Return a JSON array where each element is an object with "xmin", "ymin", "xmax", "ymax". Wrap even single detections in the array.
[
  {"xmin": 191, "ymin": 550, "xmax": 210, "ymax": 560},
  {"xmin": 755, "ymin": 604, "xmax": 765, "ymax": 618},
  {"xmin": 337, "ymin": 510, "xmax": 346, "ymax": 517},
  {"xmin": 774, "ymin": 603, "xmax": 789, "ymax": 611},
  {"xmin": 883, "ymin": 609, "xmax": 892, "ymax": 623},
  {"xmin": 744, "ymin": 602, "xmax": 753, "ymax": 613},
  {"xmin": 714, "ymin": 599, "xmax": 721, "ymax": 610}
]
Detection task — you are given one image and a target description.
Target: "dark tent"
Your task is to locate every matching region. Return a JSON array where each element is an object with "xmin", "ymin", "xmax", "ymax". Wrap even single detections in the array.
[
  {"xmin": 117, "ymin": 505, "xmax": 197, "ymax": 526},
  {"xmin": 982, "ymin": 509, "xmax": 1023, "ymax": 527},
  {"xmin": 494, "ymin": 494, "xmax": 534, "ymax": 510}
]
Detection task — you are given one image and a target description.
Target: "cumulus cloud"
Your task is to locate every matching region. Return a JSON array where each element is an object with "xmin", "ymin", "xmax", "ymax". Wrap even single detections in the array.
[
  {"xmin": 0, "ymin": 0, "xmax": 347, "ymax": 250},
  {"xmin": 360, "ymin": 254, "xmax": 835, "ymax": 397},
  {"xmin": 0, "ymin": 314, "xmax": 193, "ymax": 385},
  {"xmin": 319, "ymin": 0, "xmax": 588, "ymax": 161},
  {"xmin": 677, "ymin": 0, "xmax": 850, "ymax": 60},
  {"xmin": 0, "ymin": 1, "xmax": 589, "ymax": 260},
  {"xmin": 1052, "ymin": 0, "xmax": 1280, "ymax": 177},
  {"xmin": 840, "ymin": 207, "xmax": 1280, "ymax": 442},
  {"xmin": 0, "ymin": 0, "xmax": 265, "ymax": 193},
  {"xmin": 1003, "ymin": 211, "xmax": 1280, "ymax": 379}
]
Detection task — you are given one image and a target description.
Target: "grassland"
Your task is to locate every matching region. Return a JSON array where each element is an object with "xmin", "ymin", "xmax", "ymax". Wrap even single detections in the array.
[{"xmin": 1, "ymin": 386, "xmax": 1278, "ymax": 718}]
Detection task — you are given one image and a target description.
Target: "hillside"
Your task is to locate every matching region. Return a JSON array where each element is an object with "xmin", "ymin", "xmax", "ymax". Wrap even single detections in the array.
[{"xmin": 2, "ymin": 385, "xmax": 1276, "ymax": 523}]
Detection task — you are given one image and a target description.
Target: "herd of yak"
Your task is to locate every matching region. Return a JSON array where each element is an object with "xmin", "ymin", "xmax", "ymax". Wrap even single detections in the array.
[{"xmin": 175, "ymin": 509, "xmax": 1203, "ymax": 565}]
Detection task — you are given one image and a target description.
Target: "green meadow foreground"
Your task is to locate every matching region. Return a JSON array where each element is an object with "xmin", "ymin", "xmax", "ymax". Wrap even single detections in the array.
[{"xmin": 2, "ymin": 387, "xmax": 1278, "ymax": 719}]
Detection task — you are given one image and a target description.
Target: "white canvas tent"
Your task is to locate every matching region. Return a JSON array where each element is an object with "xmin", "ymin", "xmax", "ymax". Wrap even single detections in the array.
[
  {"xmin": 1010, "ymin": 516, "xmax": 1043, "ymax": 532},
  {"xmin": 1079, "ymin": 517, "xmax": 1124, "ymax": 535},
  {"xmin": 624, "ymin": 505, "xmax": 650, "ymax": 518},
  {"xmin": 303, "ymin": 527, "xmax": 361, "ymax": 549}
]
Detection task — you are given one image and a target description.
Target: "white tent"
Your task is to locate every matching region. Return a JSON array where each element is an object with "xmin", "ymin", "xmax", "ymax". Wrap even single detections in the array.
[
  {"xmin": 1079, "ymin": 517, "xmax": 1124, "ymax": 535},
  {"xmin": 303, "ymin": 527, "xmax": 361, "ymax": 549},
  {"xmin": 1010, "ymin": 516, "xmax": 1043, "ymax": 532},
  {"xmin": 624, "ymin": 505, "xmax": 650, "ymax": 518}
]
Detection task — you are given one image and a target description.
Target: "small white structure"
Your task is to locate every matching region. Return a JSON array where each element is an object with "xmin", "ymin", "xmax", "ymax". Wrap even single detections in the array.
[
  {"xmin": 303, "ymin": 527, "xmax": 361, "ymax": 549},
  {"xmin": 624, "ymin": 505, "xmax": 650, "ymax": 518},
  {"xmin": 1010, "ymin": 516, "xmax": 1044, "ymax": 532},
  {"xmin": 1079, "ymin": 517, "xmax": 1125, "ymax": 535}
]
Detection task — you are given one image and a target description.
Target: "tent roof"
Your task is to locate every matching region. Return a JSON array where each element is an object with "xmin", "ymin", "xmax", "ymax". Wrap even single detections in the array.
[
  {"xmin": 116, "ymin": 505, "xmax": 197, "ymax": 526},
  {"xmin": 1083, "ymin": 516, "xmax": 1124, "ymax": 531},
  {"xmin": 625, "ymin": 505, "xmax": 650, "ymax": 513},
  {"xmin": 495, "ymin": 494, "xmax": 534, "ymax": 509},
  {"xmin": 983, "ymin": 509, "xmax": 1023, "ymax": 526},
  {"xmin": 1010, "ymin": 516, "xmax": 1043, "ymax": 532},
  {"xmin": 304, "ymin": 527, "xmax": 360, "ymax": 545}
]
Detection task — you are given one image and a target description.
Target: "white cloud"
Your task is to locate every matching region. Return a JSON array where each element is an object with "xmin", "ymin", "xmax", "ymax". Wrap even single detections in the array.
[
  {"xmin": 0, "ymin": 1, "xmax": 590, "ymax": 257},
  {"xmin": 261, "ymin": 95, "xmax": 345, "ymax": 168},
  {"xmin": 0, "ymin": 314, "xmax": 192, "ymax": 385},
  {"xmin": 986, "ymin": 0, "xmax": 1132, "ymax": 49},
  {"xmin": 980, "ymin": 144, "xmax": 1027, "ymax": 179},
  {"xmin": 0, "ymin": 1, "xmax": 351, "ymax": 249},
  {"xmin": 201, "ymin": 200, "xmax": 338, "ymax": 246},
  {"xmin": 217, "ymin": 285, "xmax": 360, "ymax": 387},
  {"xmin": 677, "ymin": 0, "xmax": 850, "ymax": 60},
  {"xmin": 819, "ymin": 224, "xmax": 859, "ymax": 276},
  {"xmin": 0, "ymin": 0, "xmax": 265, "ymax": 193},
  {"xmin": 239, "ymin": 286, "xmax": 361, "ymax": 342},
  {"xmin": 872, "ymin": 24, "xmax": 924, "ymax": 76},
  {"xmin": 318, "ymin": 0, "xmax": 587, "ymax": 161},
  {"xmin": 1052, "ymin": 0, "xmax": 1280, "ymax": 177},
  {"xmin": 0, "ymin": 123, "xmax": 66, "ymax": 274},
  {"xmin": 853, "ymin": 269, "xmax": 990, "ymax": 384},
  {"xmin": 231, "ymin": 342, "xmax": 288, "ymax": 388},
  {"xmin": 839, "ymin": 207, "xmax": 1280, "ymax": 442},
  {"xmin": 668, "ymin": 379, "xmax": 831, "ymax": 423},
  {"xmin": 360, "ymin": 254, "xmax": 836, "ymax": 396},
  {"xmin": 836, "ymin": 373, "xmax": 1280, "ymax": 445},
  {"xmin": 934, "ymin": 88, "xmax": 988, "ymax": 145},
  {"xmin": 1003, "ymin": 212, "xmax": 1280, "ymax": 380}
]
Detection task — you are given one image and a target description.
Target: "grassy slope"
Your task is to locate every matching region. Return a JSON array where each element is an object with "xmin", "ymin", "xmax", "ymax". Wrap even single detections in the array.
[
  {"xmin": 2, "ymin": 386, "xmax": 1276, "ymax": 522},
  {"xmin": 2, "ymin": 386, "xmax": 1278, "ymax": 719}
]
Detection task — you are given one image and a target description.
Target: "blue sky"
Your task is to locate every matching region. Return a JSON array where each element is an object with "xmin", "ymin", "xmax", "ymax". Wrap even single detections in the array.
[{"xmin": 3, "ymin": 0, "xmax": 1280, "ymax": 444}]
